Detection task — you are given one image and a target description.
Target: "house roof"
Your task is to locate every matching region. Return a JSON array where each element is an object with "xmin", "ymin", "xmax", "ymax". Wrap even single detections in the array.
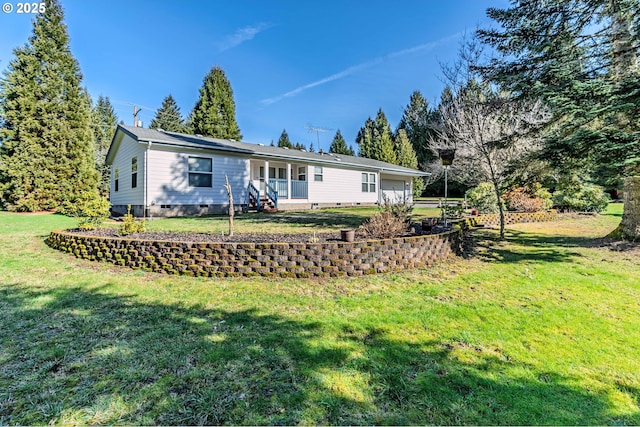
[{"xmin": 106, "ymin": 125, "xmax": 430, "ymax": 177}]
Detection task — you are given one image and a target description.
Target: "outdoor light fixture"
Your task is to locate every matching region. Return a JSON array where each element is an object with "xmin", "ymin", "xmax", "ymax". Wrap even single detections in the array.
[{"xmin": 437, "ymin": 148, "xmax": 456, "ymax": 226}]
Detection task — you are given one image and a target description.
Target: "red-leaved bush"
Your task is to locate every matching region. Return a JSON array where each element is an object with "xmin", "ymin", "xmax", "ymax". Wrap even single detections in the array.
[{"xmin": 503, "ymin": 187, "xmax": 546, "ymax": 212}]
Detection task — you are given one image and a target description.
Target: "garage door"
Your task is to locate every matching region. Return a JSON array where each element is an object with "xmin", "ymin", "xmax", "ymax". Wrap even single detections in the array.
[{"xmin": 381, "ymin": 179, "xmax": 406, "ymax": 204}]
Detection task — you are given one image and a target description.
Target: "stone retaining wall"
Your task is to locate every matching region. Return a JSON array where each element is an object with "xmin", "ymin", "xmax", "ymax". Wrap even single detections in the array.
[
  {"xmin": 46, "ymin": 230, "xmax": 463, "ymax": 278},
  {"xmin": 46, "ymin": 211, "xmax": 558, "ymax": 278},
  {"xmin": 472, "ymin": 211, "xmax": 558, "ymax": 227}
]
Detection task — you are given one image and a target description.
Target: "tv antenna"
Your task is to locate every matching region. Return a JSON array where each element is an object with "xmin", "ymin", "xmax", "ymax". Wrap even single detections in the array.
[{"xmin": 306, "ymin": 123, "xmax": 332, "ymax": 152}]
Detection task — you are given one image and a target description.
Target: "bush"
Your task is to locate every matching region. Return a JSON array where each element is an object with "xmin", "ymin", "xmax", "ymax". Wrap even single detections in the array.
[
  {"xmin": 359, "ymin": 198, "xmax": 412, "ymax": 239},
  {"xmin": 552, "ymin": 181, "xmax": 610, "ymax": 213},
  {"xmin": 119, "ymin": 205, "xmax": 146, "ymax": 236},
  {"xmin": 503, "ymin": 184, "xmax": 552, "ymax": 212},
  {"xmin": 466, "ymin": 182, "xmax": 500, "ymax": 214},
  {"xmin": 61, "ymin": 190, "xmax": 110, "ymax": 229},
  {"xmin": 359, "ymin": 210, "xmax": 409, "ymax": 239}
]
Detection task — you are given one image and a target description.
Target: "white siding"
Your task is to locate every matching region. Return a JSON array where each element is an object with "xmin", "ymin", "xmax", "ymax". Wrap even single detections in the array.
[
  {"xmin": 110, "ymin": 134, "xmax": 146, "ymax": 205},
  {"xmin": 307, "ymin": 166, "xmax": 378, "ymax": 205},
  {"xmin": 146, "ymin": 146, "xmax": 249, "ymax": 205}
]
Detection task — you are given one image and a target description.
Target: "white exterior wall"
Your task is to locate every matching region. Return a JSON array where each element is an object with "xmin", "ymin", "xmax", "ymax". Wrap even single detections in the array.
[
  {"xmin": 307, "ymin": 165, "xmax": 379, "ymax": 205},
  {"xmin": 146, "ymin": 146, "xmax": 249, "ymax": 206},
  {"xmin": 110, "ymin": 134, "xmax": 146, "ymax": 206}
]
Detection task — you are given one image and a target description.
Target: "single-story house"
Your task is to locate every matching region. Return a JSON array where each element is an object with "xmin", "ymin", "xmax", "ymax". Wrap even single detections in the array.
[{"xmin": 105, "ymin": 125, "xmax": 430, "ymax": 217}]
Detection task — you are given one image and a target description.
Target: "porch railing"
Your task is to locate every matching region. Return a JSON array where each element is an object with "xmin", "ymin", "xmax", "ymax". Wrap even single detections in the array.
[
  {"xmin": 291, "ymin": 180, "xmax": 308, "ymax": 199},
  {"xmin": 265, "ymin": 181, "xmax": 278, "ymax": 209},
  {"xmin": 247, "ymin": 182, "xmax": 261, "ymax": 211},
  {"xmin": 270, "ymin": 179, "xmax": 288, "ymax": 198}
]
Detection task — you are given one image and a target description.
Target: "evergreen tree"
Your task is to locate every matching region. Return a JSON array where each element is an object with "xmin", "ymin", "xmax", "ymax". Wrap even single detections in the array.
[
  {"xmin": 372, "ymin": 109, "xmax": 397, "ymax": 164},
  {"xmin": 149, "ymin": 94, "xmax": 187, "ymax": 133},
  {"xmin": 478, "ymin": 0, "xmax": 640, "ymax": 239},
  {"xmin": 395, "ymin": 129, "xmax": 425, "ymax": 197},
  {"xmin": 356, "ymin": 110, "xmax": 397, "ymax": 163},
  {"xmin": 309, "ymin": 143, "xmax": 315, "ymax": 153},
  {"xmin": 190, "ymin": 66, "xmax": 242, "ymax": 140},
  {"xmin": 356, "ymin": 118, "xmax": 375, "ymax": 158},
  {"xmin": 397, "ymin": 90, "xmax": 439, "ymax": 169},
  {"xmin": 0, "ymin": 0, "xmax": 98, "ymax": 211},
  {"xmin": 329, "ymin": 129, "xmax": 355, "ymax": 156},
  {"xmin": 277, "ymin": 129, "xmax": 293, "ymax": 148},
  {"xmin": 92, "ymin": 96, "xmax": 118, "ymax": 197}
]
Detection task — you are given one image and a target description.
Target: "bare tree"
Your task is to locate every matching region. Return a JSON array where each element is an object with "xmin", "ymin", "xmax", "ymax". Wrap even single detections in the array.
[
  {"xmin": 431, "ymin": 38, "xmax": 549, "ymax": 239},
  {"xmin": 224, "ymin": 175, "xmax": 234, "ymax": 237}
]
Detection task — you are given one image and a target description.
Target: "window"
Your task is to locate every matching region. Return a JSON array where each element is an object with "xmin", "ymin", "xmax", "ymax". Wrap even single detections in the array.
[
  {"xmin": 314, "ymin": 166, "xmax": 323, "ymax": 182},
  {"xmin": 298, "ymin": 166, "xmax": 306, "ymax": 181},
  {"xmin": 114, "ymin": 167, "xmax": 119, "ymax": 192},
  {"xmin": 188, "ymin": 156, "xmax": 212, "ymax": 187},
  {"xmin": 278, "ymin": 167, "xmax": 287, "ymax": 180},
  {"xmin": 362, "ymin": 173, "xmax": 376, "ymax": 192},
  {"xmin": 131, "ymin": 157, "xmax": 137, "ymax": 188},
  {"xmin": 269, "ymin": 167, "xmax": 276, "ymax": 179}
]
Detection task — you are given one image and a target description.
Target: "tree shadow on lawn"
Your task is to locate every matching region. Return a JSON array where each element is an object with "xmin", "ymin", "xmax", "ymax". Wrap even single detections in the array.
[
  {"xmin": 471, "ymin": 229, "xmax": 587, "ymax": 265},
  {"xmin": 1, "ymin": 283, "xmax": 635, "ymax": 425}
]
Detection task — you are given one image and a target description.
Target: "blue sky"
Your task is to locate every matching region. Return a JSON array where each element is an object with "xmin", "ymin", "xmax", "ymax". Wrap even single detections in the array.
[{"xmin": 0, "ymin": 0, "xmax": 507, "ymax": 151}]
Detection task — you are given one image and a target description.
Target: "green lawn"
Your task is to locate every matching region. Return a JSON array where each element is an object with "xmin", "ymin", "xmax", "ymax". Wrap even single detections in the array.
[{"xmin": 1, "ymin": 204, "xmax": 639, "ymax": 425}]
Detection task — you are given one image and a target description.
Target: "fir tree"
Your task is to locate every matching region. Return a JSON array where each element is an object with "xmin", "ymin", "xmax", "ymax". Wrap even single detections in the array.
[
  {"xmin": 356, "ymin": 118, "xmax": 375, "ymax": 158},
  {"xmin": 372, "ymin": 109, "xmax": 397, "ymax": 164},
  {"xmin": 92, "ymin": 96, "xmax": 118, "ymax": 197},
  {"xmin": 277, "ymin": 129, "xmax": 293, "ymax": 148},
  {"xmin": 478, "ymin": 0, "xmax": 640, "ymax": 239},
  {"xmin": 150, "ymin": 94, "xmax": 187, "ymax": 133},
  {"xmin": 190, "ymin": 66, "xmax": 242, "ymax": 140},
  {"xmin": 329, "ymin": 129, "xmax": 355, "ymax": 156},
  {"xmin": 397, "ymin": 90, "xmax": 439, "ymax": 168},
  {"xmin": 395, "ymin": 129, "xmax": 425, "ymax": 197},
  {"xmin": 0, "ymin": 0, "xmax": 97, "ymax": 211}
]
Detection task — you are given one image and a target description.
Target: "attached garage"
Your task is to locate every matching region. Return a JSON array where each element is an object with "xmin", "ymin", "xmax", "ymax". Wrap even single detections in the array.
[{"xmin": 381, "ymin": 178, "xmax": 410, "ymax": 204}]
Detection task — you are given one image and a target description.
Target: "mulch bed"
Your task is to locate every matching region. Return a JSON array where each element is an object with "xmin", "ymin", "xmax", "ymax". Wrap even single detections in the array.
[{"xmin": 66, "ymin": 222, "xmax": 447, "ymax": 244}]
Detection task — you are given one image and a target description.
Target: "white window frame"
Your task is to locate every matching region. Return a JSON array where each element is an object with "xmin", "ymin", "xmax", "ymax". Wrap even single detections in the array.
[{"xmin": 188, "ymin": 156, "xmax": 213, "ymax": 188}]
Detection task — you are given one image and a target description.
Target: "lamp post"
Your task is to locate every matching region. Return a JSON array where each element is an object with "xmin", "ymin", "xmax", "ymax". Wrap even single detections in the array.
[{"xmin": 437, "ymin": 148, "xmax": 456, "ymax": 226}]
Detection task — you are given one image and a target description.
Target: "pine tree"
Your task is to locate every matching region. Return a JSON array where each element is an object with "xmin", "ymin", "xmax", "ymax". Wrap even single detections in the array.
[
  {"xmin": 398, "ymin": 90, "xmax": 439, "ymax": 168},
  {"xmin": 478, "ymin": 0, "xmax": 640, "ymax": 238},
  {"xmin": 277, "ymin": 129, "xmax": 293, "ymax": 148},
  {"xmin": 149, "ymin": 94, "xmax": 187, "ymax": 133},
  {"xmin": 0, "ymin": 0, "xmax": 98, "ymax": 211},
  {"xmin": 190, "ymin": 66, "xmax": 242, "ymax": 140},
  {"xmin": 329, "ymin": 129, "xmax": 355, "ymax": 156},
  {"xmin": 92, "ymin": 96, "xmax": 118, "ymax": 197}
]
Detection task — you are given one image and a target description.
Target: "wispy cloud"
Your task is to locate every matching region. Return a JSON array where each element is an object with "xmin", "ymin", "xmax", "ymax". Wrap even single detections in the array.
[
  {"xmin": 260, "ymin": 32, "xmax": 461, "ymax": 106},
  {"xmin": 217, "ymin": 22, "xmax": 274, "ymax": 52}
]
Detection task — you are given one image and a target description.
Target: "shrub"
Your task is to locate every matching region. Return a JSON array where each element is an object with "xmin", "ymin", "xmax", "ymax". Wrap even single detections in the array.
[
  {"xmin": 61, "ymin": 190, "xmax": 110, "ymax": 229},
  {"xmin": 119, "ymin": 205, "xmax": 146, "ymax": 236},
  {"xmin": 359, "ymin": 198, "xmax": 412, "ymax": 239},
  {"xmin": 503, "ymin": 184, "xmax": 552, "ymax": 212},
  {"xmin": 466, "ymin": 182, "xmax": 500, "ymax": 214},
  {"xmin": 552, "ymin": 181, "xmax": 610, "ymax": 213},
  {"xmin": 359, "ymin": 210, "xmax": 409, "ymax": 239}
]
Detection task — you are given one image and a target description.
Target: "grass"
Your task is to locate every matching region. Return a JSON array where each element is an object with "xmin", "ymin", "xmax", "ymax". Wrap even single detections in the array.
[{"xmin": 1, "ymin": 204, "xmax": 639, "ymax": 425}]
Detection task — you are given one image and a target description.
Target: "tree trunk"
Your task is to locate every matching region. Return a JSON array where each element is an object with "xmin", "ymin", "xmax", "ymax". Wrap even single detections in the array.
[
  {"xmin": 494, "ymin": 184, "xmax": 505, "ymax": 241},
  {"xmin": 224, "ymin": 175, "xmax": 234, "ymax": 237},
  {"xmin": 619, "ymin": 176, "xmax": 640, "ymax": 240}
]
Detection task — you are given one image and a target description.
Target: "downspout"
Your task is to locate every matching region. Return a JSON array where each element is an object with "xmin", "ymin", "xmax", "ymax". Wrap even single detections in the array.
[{"xmin": 144, "ymin": 141, "xmax": 151, "ymax": 218}]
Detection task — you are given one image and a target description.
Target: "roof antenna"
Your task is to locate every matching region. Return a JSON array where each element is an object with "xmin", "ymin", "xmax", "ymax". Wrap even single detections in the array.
[{"xmin": 306, "ymin": 123, "xmax": 332, "ymax": 153}]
